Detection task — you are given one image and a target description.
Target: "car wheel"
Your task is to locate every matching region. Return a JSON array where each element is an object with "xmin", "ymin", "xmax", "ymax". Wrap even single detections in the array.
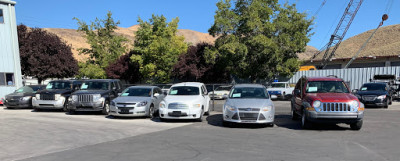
[
  {"xmin": 102, "ymin": 101, "xmax": 110, "ymax": 115},
  {"xmin": 301, "ymin": 109, "xmax": 312, "ymax": 129},
  {"xmin": 291, "ymin": 103, "xmax": 299, "ymax": 120},
  {"xmin": 389, "ymin": 97, "xmax": 393, "ymax": 105},
  {"xmin": 33, "ymin": 107, "xmax": 40, "ymax": 111},
  {"xmin": 350, "ymin": 120, "xmax": 363, "ymax": 130},
  {"xmin": 265, "ymin": 123, "xmax": 274, "ymax": 127},
  {"xmin": 68, "ymin": 109, "xmax": 76, "ymax": 115},
  {"xmin": 281, "ymin": 93, "xmax": 286, "ymax": 100},
  {"xmin": 204, "ymin": 103, "xmax": 211, "ymax": 115},
  {"xmin": 6, "ymin": 106, "xmax": 14, "ymax": 109},
  {"xmin": 149, "ymin": 105, "xmax": 155, "ymax": 119},
  {"xmin": 196, "ymin": 108, "xmax": 204, "ymax": 122},
  {"xmin": 63, "ymin": 103, "xmax": 68, "ymax": 112},
  {"xmin": 384, "ymin": 100, "xmax": 389, "ymax": 108}
]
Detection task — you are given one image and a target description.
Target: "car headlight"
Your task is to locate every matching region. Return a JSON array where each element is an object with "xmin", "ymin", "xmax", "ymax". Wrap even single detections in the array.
[
  {"xmin": 159, "ymin": 103, "xmax": 166, "ymax": 108},
  {"xmin": 71, "ymin": 95, "xmax": 77, "ymax": 101},
  {"xmin": 35, "ymin": 94, "xmax": 40, "ymax": 100},
  {"xmin": 93, "ymin": 94, "xmax": 101, "ymax": 101},
  {"xmin": 263, "ymin": 106, "xmax": 272, "ymax": 111},
  {"xmin": 225, "ymin": 105, "xmax": 237, "ymax": 111},
  {"xmin": 138, "ymin": 101, "xmax": 148, "ymax": 107},
  {"xmin": 192, "ymin": 104, "xmax": 201, "ymax": 108},
  {"xmin": 377, "ymin": 95, "xmax": 386, "ymax": 100},
  {"xmin": 349, "ymin": 100, "xmax": 359, "ymax": 110},
  {"xmin": 55, "ymin": 94, "xmax": 61, "ymax": 100},
  {"xmin": 110, "ymin": 101, "xmax": 116, "ymax": 106},
  {"xmin": 20, "ymin": 96, "xmax": 32, "ymax": 101},
  {"xmin": 312, "ymin": 100, "xmax": 321, "ymax": 108}
]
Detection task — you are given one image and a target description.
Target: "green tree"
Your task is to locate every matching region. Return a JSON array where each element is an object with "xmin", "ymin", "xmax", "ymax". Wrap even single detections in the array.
[
  {"xmin": 74, "ymin": 11, "xmax": 128, "ymax": 78},
  {"xmin": 131, "ymin": 15, "xmax": 188, "ymax": 83},
  {"xmin": 207, "ymin": 0, "xmax": 312, "ymax": 82}
]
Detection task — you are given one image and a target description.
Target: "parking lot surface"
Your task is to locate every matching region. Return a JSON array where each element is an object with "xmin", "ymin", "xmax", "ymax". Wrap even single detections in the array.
[{"xmin": 2, "ymin": 100, "xmax": 400, "ymax": 161}]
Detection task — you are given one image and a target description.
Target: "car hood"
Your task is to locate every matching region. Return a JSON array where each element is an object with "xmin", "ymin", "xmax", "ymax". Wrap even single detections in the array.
[
  {"xmin": 226, "ymin": 98, "xmax": 272, "ymax": 108},
  {"xmin": 73, "ymin": 90, "xmax": 109, "ymax": 95},
  {"xmin": 5, "ymin": 92, "xmax": 31, "ymax": 99},
  {"xmin": 38, "ymin": 89, "xmax": 72, "ymax": 94},
  {"xmin": 210, "ymin": 90, "xmax": 229, "ymax": 94},
  {"xmin": 113, "ymin": 96, "xmax": 151, "ymax": 103},
  {"xmin": 356, "ymin": 91, "xmax": 387, "ymax": 96},
  {"xmin": 306, "ymin": 93, "xmax": 357, "ymax": 102},
  {"xmin": 163, "ymin": 95, "xmax": 204, "ymax": 104}
]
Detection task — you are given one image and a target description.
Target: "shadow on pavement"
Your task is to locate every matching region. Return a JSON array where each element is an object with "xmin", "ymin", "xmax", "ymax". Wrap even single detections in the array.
[{"xmin": 275, "ymin": 114, "xmax": 352, "ymax": 131}]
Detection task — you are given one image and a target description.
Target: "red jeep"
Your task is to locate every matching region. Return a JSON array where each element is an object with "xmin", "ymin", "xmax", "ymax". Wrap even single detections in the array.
[{"xmin": 291, "ymin": 76, "xmax": 364, "ymax": 130}]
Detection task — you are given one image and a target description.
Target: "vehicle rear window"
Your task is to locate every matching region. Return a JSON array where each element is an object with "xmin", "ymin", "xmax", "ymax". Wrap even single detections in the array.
[
  {"xmin": 229, "ymin": 87, "xmax": 269, "ymax": 99},
  {"xmin": 271, "ymin": 83, "xmax": 285, "ymax": 88},
  {"xmin": 306, "ymin": 81, "xmax": 349, "ymax": 93},
  {"xmin": 169, "ymin": 86, "xmax": 199, "ymax": 95},
  {"xmin": 121, "ymin": 88, "xmax": 152, "ymax": 97}
]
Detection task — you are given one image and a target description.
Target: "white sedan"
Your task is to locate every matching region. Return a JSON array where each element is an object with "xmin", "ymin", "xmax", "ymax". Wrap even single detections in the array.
[{"xmin": 159, "ymin": 82, "xmax": 211, "ymax": 121}]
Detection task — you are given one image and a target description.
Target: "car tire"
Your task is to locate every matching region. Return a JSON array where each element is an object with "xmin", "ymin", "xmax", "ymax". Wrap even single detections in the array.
[
  {"xmin": 102, "ymin": 101, "xmax": 110, "ymax": 115},
  {"xmin": 389, "ymin": 97, "xmax": 393, "ymax": 105},
  {"xmin": 265, "ymin": 123, "xmax": 274, "ymax": 127},
  {"xmin": 33, "ymin": 107, "xmax": 40, "ymax": 111},
  {"xmin": 149, "ymin": 105, "xmax": 155, "ymax": 119},
  {"xmin": 63, "ymin": 103, "xmax": 68, "ymax": 112},
  {"xmin": 384, "ymin": 100, "xmax": 389, "ymax": 108},
  {"xmin": 350, "ymin": 120, "xmax": 363, "ymax": 130},
  {"xmin": 68, "ymin": 109, "xmax": 76, "ymax": 115},
  {"xmin": 196, "ymin": 108, "xmax": 204, "ymax": 122},
  {"xmin": 6, "ymin": 106, "xmax": 14, "ymax": 109},
  {"xmin": 281, "ymin": 93, "xmax": 286, "ymax": 100},
  {"xmin": 204, "ymin": 103, "xmax": 211, "ymax": 116},
  {"xmin": 291, "ymin": 103, "xmax": 299, "ymax": 120},
  {"xmin": 301, "ymin": 109, "xmax": 312, "ymax": 129}
]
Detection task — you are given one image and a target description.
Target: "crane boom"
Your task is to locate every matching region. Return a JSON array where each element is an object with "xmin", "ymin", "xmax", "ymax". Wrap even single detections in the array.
[{"xmin": 310, "ymin": 0, "xmax": 363, "ymax": 69}]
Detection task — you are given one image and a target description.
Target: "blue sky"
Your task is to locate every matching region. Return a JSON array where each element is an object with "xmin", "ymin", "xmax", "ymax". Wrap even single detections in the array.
[{"xmin": 14, "ymin": 0, "xmax": 399, "ymax": 49}]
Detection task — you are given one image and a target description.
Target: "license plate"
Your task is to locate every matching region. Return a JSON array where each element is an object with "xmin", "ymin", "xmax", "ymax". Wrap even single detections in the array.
[
  {"xmin": 120, "ymin": 109, "xmax": 130, "ymax": 114},
  {"xmin": 172, "ymin": 111, "xmax": 182, "ymax": 115}
]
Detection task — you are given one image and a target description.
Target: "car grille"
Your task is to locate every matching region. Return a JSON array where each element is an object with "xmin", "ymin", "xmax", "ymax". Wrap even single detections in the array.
[
  {"xmin": 362, "ymin": 95, "xmax": 377, "ymax": 101},
  {"xmin": 117, "ymin": 103, "xmax": 136, "ymax": 107},
  {"xmin": 41, "ymin": 94, "xmax": 55, "ymax": 100},
  {"xmin": 239, "ymin": 113, "xmax": 259, "ymax": 120},
  {"xmin": 322, "ymin": 102, "xmax": 351, "ymax": 112},
  {"xmin": 168, "ymin": 103, "xmax": 189, "ymax": 109},
  {"xmin": 78, "ymin": 95, "xmax": 93, "ymax": 102},
  {"xmin": 238, "ymin": 108, "xmax": 260, "ymax": 112}
]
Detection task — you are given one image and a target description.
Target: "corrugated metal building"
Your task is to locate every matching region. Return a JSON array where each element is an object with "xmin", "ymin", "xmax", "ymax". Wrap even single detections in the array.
[
  {"xmin": 0, "ymin": 0, "xmax": 22, "ymax": 102},
  {"xmin": 289, "ymin": 66, "xmax": 400, "ymax": 90}
]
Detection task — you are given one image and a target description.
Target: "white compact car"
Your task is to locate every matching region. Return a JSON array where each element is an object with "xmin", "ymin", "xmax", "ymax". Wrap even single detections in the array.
[{"xmin": 159, "ymin": 82, "xmax": 211, "ymax": 121}]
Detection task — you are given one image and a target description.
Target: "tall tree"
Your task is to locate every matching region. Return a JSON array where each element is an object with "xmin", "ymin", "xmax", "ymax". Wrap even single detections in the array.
[
  {"xmin": 131, "ymin": 15, "xmax": 188, "ymax": 83},
  {"xmin": 207, "ymin": 0, "xmax": 313, "ymax": 82},
  {"xmin": 74, "ymin": 11, "xmax": 128, "ymax": 78},
  {"xmin": 105, "ymin": 51, "xmax": 141, "ymax": 84},
  {"xmin": 17, "ymin": 25, "xmax": 79, "ymax": 84},
  {"xmin": 172, "ymin": 43, "xmax": 230, "ymax": 83}
]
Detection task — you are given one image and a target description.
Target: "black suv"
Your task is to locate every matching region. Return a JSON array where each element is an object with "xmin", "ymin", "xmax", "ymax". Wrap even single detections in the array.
[
  {"xmin": 354, "ymin": 82, "xmax": 393, "ymax": 108},
  {"xmin": 32, "ymin": 80, "xmax": 82, "ymax": 111},
  {"xmin": 68, "ymin": 79, "xmax": 123, "ymax": 114}
]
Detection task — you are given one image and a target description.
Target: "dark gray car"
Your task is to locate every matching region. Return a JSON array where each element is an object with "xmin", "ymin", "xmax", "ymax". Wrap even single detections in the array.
[
  {"xmin": 4, "ymin": 85, "xmax": 45, "ymax": 109},
  {"xmin": 109, "ymin": 86, "xmax": 165, "ymax": 118}
]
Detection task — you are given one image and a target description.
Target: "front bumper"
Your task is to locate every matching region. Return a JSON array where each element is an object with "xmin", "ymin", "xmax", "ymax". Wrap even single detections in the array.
[
  {"xmin": 109, "ymin": 105, "xmax": 148, "ymax": 117},
  {"xmin": 68, "ymin": 100, "xmax": 104, "ymax": 111},
  {"xmin": 159, "ymin": 108, "xmax": 203, "ymax": 119},
  {"xmin": 224, "ymin": 110, "xmax": 274, "ymax": 124},
  {"xmin": 360, "ymin": 99, "xmax": 387, "ymax": 107},
  {"xmin": 32, "ymin": 97, "xmax": 65, "ymax": 109},
  {"xmin": 306, "ymin": 110, "xmax": 364, "ymax": 123},
  {"xmin": 4, "ymin": 99, "xmax": 31, "ymax": 108}
]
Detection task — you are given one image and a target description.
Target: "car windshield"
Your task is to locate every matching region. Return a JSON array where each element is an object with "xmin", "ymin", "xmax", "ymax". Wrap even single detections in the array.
[
  {"xmin": 46, "ymin": 81, "xmax": 71, "ymax": 90},
  {"xmin": 15, "ymin": 86, "xmax": 34, "ymax": 93},
  {"xmin": 360, "ymin": 84, "xmax": 386, "ymax": 91},
  {"xmin": 215, "ymin": 86, "xmax": 231, "ymax": 91},
  {"xmin": 271, "ymin": 83, "xmax": 285, "ymax": 88},
  {"xmin": 169, "ymin": 86, "xmax": 200, "ymax": 95},
  {"xmin": 31, "ymin": 86, "xmax": 43, "ymax": 92},
  {"xmin": 120, "ymin": 88, "xmax": 152, "ymax": 97},
  {"xmin": 306, "ymin": 81, "xmax": 349, "ymax": 93},
  {"xmin": 229, "ymin": 87, "xmax": 269, "ymax": 99},
  {"xmin": 80, "ymin": 81, "xmax": 109, "ymax": 90}
]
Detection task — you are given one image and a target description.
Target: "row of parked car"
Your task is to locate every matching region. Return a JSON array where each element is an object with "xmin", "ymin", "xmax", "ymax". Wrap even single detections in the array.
[{"xmin": 2, "ymin": 76, "xmax": 371, "ymax": 130}]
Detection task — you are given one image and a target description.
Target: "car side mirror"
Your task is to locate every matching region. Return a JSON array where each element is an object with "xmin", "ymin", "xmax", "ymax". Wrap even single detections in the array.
[
  {"xmin": 294, "ymin": 89, "xmax": 301, "ymax": 96},
  {"xmin": 352, "ymin": 89, "xmax": 358, "ymax": 93},
  {"xmin": 154, "ymin": 93, "xmax": 160, "ymax": 97}
]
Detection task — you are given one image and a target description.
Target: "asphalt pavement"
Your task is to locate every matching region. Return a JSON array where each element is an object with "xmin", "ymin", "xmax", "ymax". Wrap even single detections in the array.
[{"xmin": 1, "ymin": 100, "xmax": 400, "ymax": 161}]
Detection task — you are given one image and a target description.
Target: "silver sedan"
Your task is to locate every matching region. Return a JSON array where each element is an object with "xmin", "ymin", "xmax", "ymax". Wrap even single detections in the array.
[
  {"xmin": 223, "ymin": 84, "xmax": 275, "ymax": 127},
  {"xmin": 109, "ymin": 86, "xmax": 165, "ymax": 118}
]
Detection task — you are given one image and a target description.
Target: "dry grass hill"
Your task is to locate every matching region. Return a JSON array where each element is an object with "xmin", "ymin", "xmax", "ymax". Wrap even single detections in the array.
[
  {"xmin": 44, "ymin": 24, "xmax": 400, "ymax": 62},
  {"xmin": 309, "ymin": 24, "xmax": 400, "ymax": 60},
  {"xmin": 44, "ymin": 25, "xmax": 217, "ymax": 62}
]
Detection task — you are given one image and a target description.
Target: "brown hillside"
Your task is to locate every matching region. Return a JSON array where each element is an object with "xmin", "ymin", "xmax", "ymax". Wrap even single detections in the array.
[
  {"xmin": 44, "ymin": 25, "xmax": 217, "ymax": 62},
  {"xmin": 312, "ymin": 24, "xmax": 400, "ymax": 60}
]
